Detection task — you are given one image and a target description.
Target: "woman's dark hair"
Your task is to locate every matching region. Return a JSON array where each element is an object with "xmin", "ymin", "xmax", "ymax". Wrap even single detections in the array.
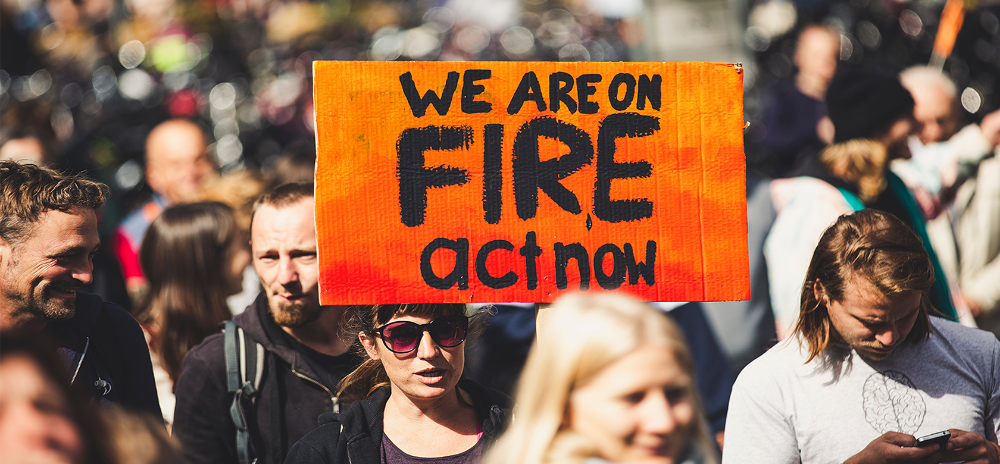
[
  {"xmin": 338, "ymin": 304, "xmax": 489, "ymax": 400},
  {"xmin": 793, "ymin": 209, "xmax": 937, "ymax": 363},
  {"xmin": 0, "ymin": 334, "xmax": 116, "ymax": 464},
  {"xmin": 134, "ymin": 201, "xmax": 242, "ymax": 385}
]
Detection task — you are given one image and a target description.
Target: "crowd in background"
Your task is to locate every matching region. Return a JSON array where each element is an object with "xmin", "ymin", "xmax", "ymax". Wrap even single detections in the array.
[{"xmin": 3, "ymin": 0, "xmax": 1000, "ymax": 464}]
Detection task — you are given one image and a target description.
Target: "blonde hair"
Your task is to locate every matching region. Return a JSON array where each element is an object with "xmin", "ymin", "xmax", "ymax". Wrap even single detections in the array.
[
  {"xmin": 484, "ymin": 293, "xmax": 718, "ymax": 464},
  {"xmin": 818, "ymin": 138, "xmax": 888, "ymax": 203}
]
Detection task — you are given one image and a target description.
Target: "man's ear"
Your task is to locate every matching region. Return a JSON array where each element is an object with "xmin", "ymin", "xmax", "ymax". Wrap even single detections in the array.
[
  {"xmin": 359, "ymin": 331, "xmax": 380, "ymax": 361},
  {"xmin": 813, "ymin": 279, "xmax": 829, "ymax": 306}
]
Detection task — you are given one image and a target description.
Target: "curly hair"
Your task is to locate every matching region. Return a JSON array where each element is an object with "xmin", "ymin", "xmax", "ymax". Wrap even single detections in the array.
[{"xmin": 0, "ymin": 160, "xmax": 109, "ymax": 246}]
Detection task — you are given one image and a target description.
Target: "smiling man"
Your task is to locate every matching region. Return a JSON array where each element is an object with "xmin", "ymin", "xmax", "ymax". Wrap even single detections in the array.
[
  {"xmin": 173, "ymin": 182, "xmax": 360, "ymax": 464},
  {"xmin": 724, "ymin": 209, "xmax": 1000, "ymax": 464},
  {"xmin": 0, "ymin": 161, "xmax": 160, "ymax": 416}
]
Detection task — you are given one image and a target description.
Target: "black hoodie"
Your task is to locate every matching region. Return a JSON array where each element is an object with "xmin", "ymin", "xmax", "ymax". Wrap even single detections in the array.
[
  {"xmin": 173, "ymin": 293, "xmax": 360, "ymax": 464},
  {"xmin": 44, "ymin": 292, "xmax": 160, "ymax": 417}
]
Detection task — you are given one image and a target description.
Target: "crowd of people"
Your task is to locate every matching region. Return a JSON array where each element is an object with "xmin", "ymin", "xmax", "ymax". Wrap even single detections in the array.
[
  {"xmin": 3, "ymin": 157, "xmax": 998, "ymax": 464},
  {"xmin": 3, "ymin": 0, "xmax": 1000, "ymax": 463}
]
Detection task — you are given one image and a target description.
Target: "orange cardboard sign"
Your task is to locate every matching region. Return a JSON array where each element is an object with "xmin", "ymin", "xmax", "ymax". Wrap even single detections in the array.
[
  {"xmin": 313, "ymin": 61, "xmax": 748, "ymax": 304},
  {"xmin": 932, "ymin": 0, "xmax": 964, "ymax": 59}
]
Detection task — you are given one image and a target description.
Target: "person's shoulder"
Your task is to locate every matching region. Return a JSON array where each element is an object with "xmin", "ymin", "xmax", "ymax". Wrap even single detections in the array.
[
  {"xmin": 91, "ymin": 294, "xmax": 135, "ymax": 322},
  {"xmin": 457, "ymin": 379, "xmax": 512, "ymax": 443},
  {"xmin": 928, "ymin": 316, "xmax": 1000, "ymax": 349},
  {"xmin": 736, "ymin": 338, "xmax": 806, "ymax": 382},
  {"xmin": 301, "ymin": 412, "xmax": 343, "ymax": 443},
  {"xmin": 771, "ymin": 176, "xmax": 843, "ymax": 202},
  {"xmin": 173, "ymin": 331, "xmax": 228, "ymax": 396},
  {"xmin": 333, "ymin": 390, "xmax": 384, "ymax": 439},
  {"xmin": 77, "ymin": 293, "xmax": 142, "ymax": 339},
  {"xmin": 184, "ymin": 331, "xmax": 227, "ymax": 366},
  {"xmin": 287, "ymin": 414, "xmax": 342, "ymax": 464}
]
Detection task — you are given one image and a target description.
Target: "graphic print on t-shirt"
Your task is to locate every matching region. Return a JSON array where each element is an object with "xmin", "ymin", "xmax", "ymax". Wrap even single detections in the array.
[{"xmin": 862, "ymin": 370, "xmax": 926, "ymax": 434}]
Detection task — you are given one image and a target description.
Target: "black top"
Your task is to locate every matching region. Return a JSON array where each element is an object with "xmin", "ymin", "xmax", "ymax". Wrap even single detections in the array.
[
  {"xmin": 173, "ymin": 293, "xmax": 363, "ymax": 464},
  {"xmin": 760, "ymin": 82, "xmax": 827, "ymax": 177},
  {"xmin": 45, "ymin": 292, "xmax": 161, "ymax": 417},
  {"xmin": 285, "ymin": 332, "xmax": 361, "ymax": 389}
]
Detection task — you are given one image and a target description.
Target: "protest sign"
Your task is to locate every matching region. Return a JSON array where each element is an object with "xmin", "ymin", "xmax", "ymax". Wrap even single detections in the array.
[{"xmin": 314, "ymin": 61, "xmax": 748, "ymax": 304}]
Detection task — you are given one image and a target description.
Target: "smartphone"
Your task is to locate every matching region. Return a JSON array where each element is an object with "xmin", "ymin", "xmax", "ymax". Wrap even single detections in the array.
[{"xmin": 915, "ymin": 430, "xmax": 951, "ymax": 448}]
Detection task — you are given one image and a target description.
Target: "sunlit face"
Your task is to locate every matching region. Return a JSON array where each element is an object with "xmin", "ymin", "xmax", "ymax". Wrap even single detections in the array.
[
  {"xmin": 0, "ymin": 137, "xmax": 47, "ymax": 165},
  {"xmin": 818, "ymin": 276, "xmax": 923, "ymax": 361},
  {"xmin": 360, "ymin": 314, "xmax": 465, "ymax": 404},
  {"xmin": 145, "ymin": 121, "xmax": 214, "ymax": 204},
  {"xmin": 568, "ymin": 345, "xmax": 696, "ymax": 464},
  {"xmin": 251, "ymin": 198, "xmax": 321, "ymax": 328},
  {"xmin": 0, "ymin": 208, "xmax": 99, "ymax": 325},
  {"xmin": 910, "ymin": 84, "xmax": 959, "ymax": 144},
  {"xmin": 795, "ymin": 28, "xmax": 840, "ymax": 84},
  {"xmin": 0, "ymin": 354, "xmax": 84, "ymax": 464}
]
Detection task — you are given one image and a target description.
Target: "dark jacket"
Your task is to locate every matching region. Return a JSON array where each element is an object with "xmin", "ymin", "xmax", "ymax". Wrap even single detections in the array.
[
  {"xmin": 284, "ymin": 379, "xmax": 512, "ymax": 464},
  {"xmin": 173, "ymin": 293, "xmax": 359, "ymax": 464},
  {"xmin": 44, "ymin": 292, "xmax": 160, "ymax": 417}
]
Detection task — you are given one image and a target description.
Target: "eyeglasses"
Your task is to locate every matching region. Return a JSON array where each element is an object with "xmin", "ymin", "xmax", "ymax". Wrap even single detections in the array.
[{"xmin": 373, "ymin": 315, "xmax": 469, "ymax": 353}]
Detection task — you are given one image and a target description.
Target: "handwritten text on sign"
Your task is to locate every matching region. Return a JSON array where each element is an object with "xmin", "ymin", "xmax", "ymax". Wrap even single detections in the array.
[{"xmin": 314, "ymin": 62, "xmax": 748, "ymax": 304}]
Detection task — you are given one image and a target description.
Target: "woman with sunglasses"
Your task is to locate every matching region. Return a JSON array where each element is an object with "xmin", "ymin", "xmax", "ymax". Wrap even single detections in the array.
[{"xmin": 285, "ymin": 303, "xmax": 512, "ymax": 464}]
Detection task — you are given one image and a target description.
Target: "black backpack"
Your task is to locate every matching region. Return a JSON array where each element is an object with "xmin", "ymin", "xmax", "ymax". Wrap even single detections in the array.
[{"xmin": 224, "ymin": 320, "xmax": 264, "ymax": 464}]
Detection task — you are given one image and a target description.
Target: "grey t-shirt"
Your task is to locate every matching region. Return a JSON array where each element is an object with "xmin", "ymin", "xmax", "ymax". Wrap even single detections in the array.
[{"xmin": 723, "ymin": 317, "xmax": 1000, "ymax": 464}]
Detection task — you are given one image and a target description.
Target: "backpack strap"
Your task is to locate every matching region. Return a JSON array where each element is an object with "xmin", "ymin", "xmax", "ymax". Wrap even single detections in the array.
[{"xmin": 224, "ymin": 321, "xmax": 265, "ymax": 464}]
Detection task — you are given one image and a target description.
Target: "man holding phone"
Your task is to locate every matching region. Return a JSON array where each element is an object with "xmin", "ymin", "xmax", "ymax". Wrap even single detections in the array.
[{"xmin": 723, "ymin": 209, "xmax": 999, "ymax": 464}]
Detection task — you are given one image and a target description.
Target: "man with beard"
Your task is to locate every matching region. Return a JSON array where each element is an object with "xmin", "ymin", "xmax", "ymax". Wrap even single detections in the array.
[
  {"xmin": 173, "ymin": 182, "xmax": 360, "ymax": 464},
  {"xmin": 724, "ymin": 209, "xmax": 1000, "ymax": 464},
  {"xmin": 0, "ymin": 161, "xmax": 160, "ymax": 416}
]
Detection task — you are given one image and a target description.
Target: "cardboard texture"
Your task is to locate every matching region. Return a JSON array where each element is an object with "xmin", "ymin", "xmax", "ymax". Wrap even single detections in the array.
[{"xmin": 313, "ymin": 61, "xmax": 748, "ymax": 304}]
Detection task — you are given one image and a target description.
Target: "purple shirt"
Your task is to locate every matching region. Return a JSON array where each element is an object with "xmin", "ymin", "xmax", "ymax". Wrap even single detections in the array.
[{"xmin": 380, "ymin": 433, "xmax": 483, "ymax": 464}]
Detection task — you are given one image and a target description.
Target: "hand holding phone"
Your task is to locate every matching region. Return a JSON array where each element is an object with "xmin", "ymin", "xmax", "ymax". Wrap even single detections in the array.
[{"xmin": 914, "ymin": 430, "xmax": 950, "ymax": 448}]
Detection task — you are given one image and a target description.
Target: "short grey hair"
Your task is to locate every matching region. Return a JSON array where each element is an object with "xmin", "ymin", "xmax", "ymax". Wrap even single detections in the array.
[{"xmin": 900, "ymin": 65, "xmax": 958, "ymax": 101}]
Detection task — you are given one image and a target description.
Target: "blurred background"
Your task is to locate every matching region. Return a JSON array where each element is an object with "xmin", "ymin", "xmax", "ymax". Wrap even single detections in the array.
[{"xmin": 2, "ymin": 0, "xmax": 999, "ymax": 233}]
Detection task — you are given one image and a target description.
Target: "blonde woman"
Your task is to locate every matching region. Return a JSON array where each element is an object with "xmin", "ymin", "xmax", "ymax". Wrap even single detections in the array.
[{"xmin": 485, "ymin": 293, "xmax": 718, "ymax": 464}]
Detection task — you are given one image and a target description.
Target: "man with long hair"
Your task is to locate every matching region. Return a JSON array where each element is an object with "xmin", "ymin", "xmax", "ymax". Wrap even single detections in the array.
[{"xmin": 724, "ymin": 209, "xmax": 999, "ymax": 464}]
